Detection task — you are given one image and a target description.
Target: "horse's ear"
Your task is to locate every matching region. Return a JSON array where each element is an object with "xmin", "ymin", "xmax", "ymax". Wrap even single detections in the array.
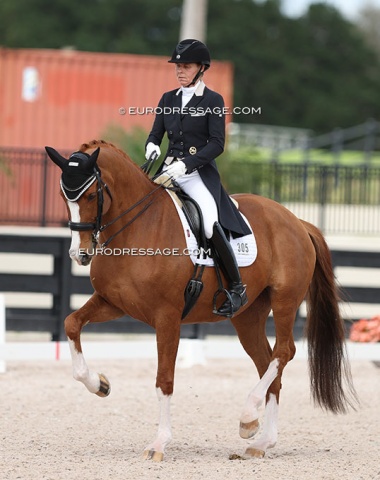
[
  {"xmin": 89, "ymin": 147, "xmax": 100, "ymax": 166},
  {"xmin": 45, "ymin": 146, "xmax": 67, "ymax": 170}
]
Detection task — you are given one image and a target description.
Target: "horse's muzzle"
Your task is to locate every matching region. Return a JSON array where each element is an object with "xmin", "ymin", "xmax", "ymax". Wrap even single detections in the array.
[
  {"xmin": 78, "ymin": 252, "xmax": 93, "ymax": 266},
  {"xmin": 69, "ymin": 248, "xmax": 93, "ymax": 266}
]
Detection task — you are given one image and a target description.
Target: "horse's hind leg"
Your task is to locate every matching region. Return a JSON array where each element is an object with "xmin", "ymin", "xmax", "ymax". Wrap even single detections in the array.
[
  {"xmin": 243, "ymin": 300, "xmax": 299, "ymax": 458},
  {"xmin": 232, "ymin": 289, "xmax": 297, "ymax": 459},
  {"xmin": 232, "ymin": 291, "xmax": 274, "ymax": 442},
  {"xmin": 65, "ymin": 292, "xmax": 124, "ymax": 396}
]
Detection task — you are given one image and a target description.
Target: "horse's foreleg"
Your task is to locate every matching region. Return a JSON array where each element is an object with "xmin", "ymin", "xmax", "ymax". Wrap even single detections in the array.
[
  {"xmin": 65, "ymin": 292, "xmax": 124, "ymax": 396},
  {"xmin": 142, "ymin": 318, "xmax": 181, "ymax": 462},
  {"xmin": 67, "ymin": 340, "xmax": 111, "ymax": 396},
  {"xmin": 142, "ymin": 388, "xmax": 172, "ymax": 462}
]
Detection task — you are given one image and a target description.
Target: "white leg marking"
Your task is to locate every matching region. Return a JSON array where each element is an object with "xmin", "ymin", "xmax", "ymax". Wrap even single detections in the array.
[
  {"xmin": 240, "ymin": 358, "xmax": 279, "ymax": 424},
  {"xmin": 67, "ymin": 202, "xmax": 81, "ymax": 262},
  {"xmin": 68, "ymin": 339, "xmax": 100, "ymax": 394},
  {"xmin": 144, "ymin": 388, "xmax": 172, "ymax": 455},
  {"xmin": 247, "ymin": 393, "xmax": 279, "ymax": 452}
]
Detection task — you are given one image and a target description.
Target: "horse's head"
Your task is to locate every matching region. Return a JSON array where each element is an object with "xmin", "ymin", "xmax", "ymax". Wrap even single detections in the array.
[{"xmin": 45, "ymin": 145, "xmax": 112, "ymax": 266}]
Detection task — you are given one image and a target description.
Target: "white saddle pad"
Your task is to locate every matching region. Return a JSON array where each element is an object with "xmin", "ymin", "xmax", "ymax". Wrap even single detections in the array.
[{"xmin": 167, "ymin": 190, "xmax": 257, "ymax": 267}]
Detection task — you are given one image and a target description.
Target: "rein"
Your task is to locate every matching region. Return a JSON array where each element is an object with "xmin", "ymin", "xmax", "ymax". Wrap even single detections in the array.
[
  {"xmin": 69, "ymin": 168, "xmax": 172, "ymax": 248},
  {"xmin": 98, "ymin": 180, "xmax": 169, "ymax": 247}
]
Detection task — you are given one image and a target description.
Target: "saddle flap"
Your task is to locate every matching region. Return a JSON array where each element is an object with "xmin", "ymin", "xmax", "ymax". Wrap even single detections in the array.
[
  {"xmin": 178, "ymin": 194, "xmax": 205, "ymax": 247},
  {"xmin": 154, "ymin": 173, "xmax": 207, "ymax": 250}
]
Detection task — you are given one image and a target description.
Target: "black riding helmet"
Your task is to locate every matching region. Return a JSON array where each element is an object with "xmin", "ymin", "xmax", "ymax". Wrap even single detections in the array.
[
  {"xmin": 168, "ymin": 39, "xmax": 211, "ymax": 68},
  {"xmin": 168, "ymin": 39, "xmax": 211, "ymax": 86}
]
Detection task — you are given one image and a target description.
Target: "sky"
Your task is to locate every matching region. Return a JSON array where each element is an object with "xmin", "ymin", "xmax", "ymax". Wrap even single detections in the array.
[{"xmin": 280, "ymin": 0, "xmax": 380, "ymax": 20}]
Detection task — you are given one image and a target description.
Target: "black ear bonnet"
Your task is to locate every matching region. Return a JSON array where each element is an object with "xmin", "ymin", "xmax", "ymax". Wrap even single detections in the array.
[
  {"xmin": 45, "ymin": 146, "xmax": 101, "ymax": 201},
  {"xmin": 60, "ymin": 151, "xmax": 100, "ymax": 201}
]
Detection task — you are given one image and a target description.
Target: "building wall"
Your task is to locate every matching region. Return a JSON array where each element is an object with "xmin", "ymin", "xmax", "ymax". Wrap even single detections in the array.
[{"xmin": 0, "ymin": 47, "xmax": 233, "ymax": 150}]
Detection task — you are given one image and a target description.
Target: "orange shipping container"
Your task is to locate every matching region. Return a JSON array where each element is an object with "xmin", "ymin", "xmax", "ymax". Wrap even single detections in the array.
[{"xmin": 0, "ymin": 47, "xmax": 233, "ymax": 150}]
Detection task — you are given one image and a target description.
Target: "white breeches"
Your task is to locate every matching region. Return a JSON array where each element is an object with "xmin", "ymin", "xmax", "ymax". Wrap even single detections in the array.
[{"xmin": 163, "ymin": 167, "xmax": 218, "ymax": 239}]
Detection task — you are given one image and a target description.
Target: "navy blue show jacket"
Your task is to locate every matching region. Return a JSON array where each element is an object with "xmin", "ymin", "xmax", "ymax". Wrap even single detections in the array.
[{"xmin": 146, "ymin": 83, "xmax": 251, "ymax": 238}]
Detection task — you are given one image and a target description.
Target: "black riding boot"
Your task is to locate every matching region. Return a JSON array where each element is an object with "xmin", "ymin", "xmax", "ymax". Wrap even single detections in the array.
[{"xmin": 210, "ymin": 222, "xmax": 247, "ymax": 317}]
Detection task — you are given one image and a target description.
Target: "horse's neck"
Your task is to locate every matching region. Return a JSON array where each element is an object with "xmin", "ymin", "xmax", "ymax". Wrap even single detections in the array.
[
  {"xmin": 114, "ymin": 166, "xmax": 155, "ymax": 204},
  {"xmin": 102, "ymin": 156, "xmax": 162, "ymax": 233},
  {"xmin": 102, "ymin": 150, "xmax": 155, "ymax": 203}
]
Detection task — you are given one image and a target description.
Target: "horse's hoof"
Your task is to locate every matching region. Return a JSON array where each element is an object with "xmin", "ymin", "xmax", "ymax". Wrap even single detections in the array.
[
  {"xmin": 143, "ymin": 449, "xmax": 164, "ymax": 462},
  {"xmin": 243, "ymin": 447, "xmax": 265, "ymax": 459},
  {"xmin": 96, "ymin": 373, "xmax": 111, "ymax": 397},
  {"xmin": 239, "ymin": 419, "xmax": 259, "ymax": 439}
]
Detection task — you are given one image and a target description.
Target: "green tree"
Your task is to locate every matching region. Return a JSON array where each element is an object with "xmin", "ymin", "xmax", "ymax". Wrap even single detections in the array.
[
  {"xmin": 1, "ymin": 0, "xmax": 380, "ymax": 133},
  {"xmin": 207, "ymin": 1, "xmax": 380, "ymax": 132},
  {"xmin": 0, "ymin": 0, "xmax": 182, "ymax": 52}
]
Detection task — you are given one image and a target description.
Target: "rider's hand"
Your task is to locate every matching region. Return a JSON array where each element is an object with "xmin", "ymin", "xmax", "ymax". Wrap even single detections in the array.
[
  {"xmin": 145, "ymin": 142, "xmax": 161, "ymax": 161},
  {"xmin": 166, "ymin": 160, "xmax": 187, "ymax": 180}
]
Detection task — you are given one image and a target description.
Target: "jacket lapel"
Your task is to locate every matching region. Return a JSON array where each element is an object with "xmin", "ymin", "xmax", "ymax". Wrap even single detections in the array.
[
  {"xmin": 181, "ymin": 94, "xmax": 203, "ymax": 118},
  {"xmin": 173, "ymin": 90, "xmax": 183, "ymax": 128}
]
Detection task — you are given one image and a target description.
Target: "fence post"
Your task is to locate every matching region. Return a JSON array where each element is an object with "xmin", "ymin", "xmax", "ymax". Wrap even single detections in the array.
[
  {"xmin": 332, "ymin": 128, "xmax": 343, "ymax": 164},
  {"xmin": 41, "ymin": 152, "xmax": 49, "ymax": 227},
  {"xmin": 319, "ymin": 166, "xmax": 328, "ymax": 232},
  {"xmin": 51, "ymin": 237, "xmax": 72, "ymax": 341},
  {"xmin": 363, "ymin": 118, "xmax": 378, "ymax": 164}
]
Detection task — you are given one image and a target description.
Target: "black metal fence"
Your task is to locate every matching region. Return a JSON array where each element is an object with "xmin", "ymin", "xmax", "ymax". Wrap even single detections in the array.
[
  {"xmin": 249, "ymin": 163, "xmax": 380, "ymax": 234},
  {"xmin": 1, "ymin": 147, "xmax": 380, "ymax": 234},
  {"xmin": 0, "ymin": 147, "xmax": 70, "ymax": 227}
]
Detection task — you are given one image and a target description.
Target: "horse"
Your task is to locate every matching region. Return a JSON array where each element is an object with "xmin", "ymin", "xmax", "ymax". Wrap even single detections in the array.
[{"xmin": 45, "ymin": 139, "xmax": 357, "ymax": 462}]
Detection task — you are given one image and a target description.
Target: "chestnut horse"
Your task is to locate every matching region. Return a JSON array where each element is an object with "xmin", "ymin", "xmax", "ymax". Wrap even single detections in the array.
[{"xmin": 45, "ymin": 140, "xmax": 356, "ymax": 461}]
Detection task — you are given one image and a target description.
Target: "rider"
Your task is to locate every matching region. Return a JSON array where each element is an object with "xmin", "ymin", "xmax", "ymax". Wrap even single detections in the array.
[{"xmin": 145, "ymin": 38, "xmax": 250, "ymax": 317}]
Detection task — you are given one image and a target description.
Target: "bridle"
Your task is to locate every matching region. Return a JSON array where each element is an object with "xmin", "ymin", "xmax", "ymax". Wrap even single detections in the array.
[
  {"xmin": 67, "ymin": 167, "xmax": 112, "ymax": 236},
  {"xmin": 65, "ymin": 168, "xmax": 169, "ymax": 248}
]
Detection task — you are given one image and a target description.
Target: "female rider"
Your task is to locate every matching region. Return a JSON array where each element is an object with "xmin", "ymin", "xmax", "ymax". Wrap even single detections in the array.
[{"xmin": 145, "ymin": 39, "xmax": 250, "ymax": 317}]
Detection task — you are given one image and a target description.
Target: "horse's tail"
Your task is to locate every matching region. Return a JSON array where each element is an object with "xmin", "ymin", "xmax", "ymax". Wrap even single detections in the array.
[{"xmin": 302, "ymin": 220, "xmax": 358, "ymax": 414}]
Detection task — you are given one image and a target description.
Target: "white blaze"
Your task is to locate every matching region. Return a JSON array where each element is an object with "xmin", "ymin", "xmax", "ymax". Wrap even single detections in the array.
[{"xmin": 67, "ymin": 202, "xmax": 81, "ymax": 262}]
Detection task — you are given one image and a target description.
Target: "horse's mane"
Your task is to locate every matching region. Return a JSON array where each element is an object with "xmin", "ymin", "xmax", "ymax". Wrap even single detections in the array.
[
  {"xmin": 79, "ymin": 139, "xmax": 153, "ymax": 181},
  {"xmin": 79, "ymin": 139, "xmax": 121, "ymax": 155}
]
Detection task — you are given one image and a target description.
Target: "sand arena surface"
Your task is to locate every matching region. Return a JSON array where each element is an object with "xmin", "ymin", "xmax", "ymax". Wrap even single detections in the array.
[{"xmin": 0, "ymin": 357, "xmax": 379, "ymax": 480}]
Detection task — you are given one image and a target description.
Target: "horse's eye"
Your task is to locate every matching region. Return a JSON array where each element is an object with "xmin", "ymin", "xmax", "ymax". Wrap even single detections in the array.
[{"xmin": 88, "ymin": 192, "xmax": 97, "ymax": 201}]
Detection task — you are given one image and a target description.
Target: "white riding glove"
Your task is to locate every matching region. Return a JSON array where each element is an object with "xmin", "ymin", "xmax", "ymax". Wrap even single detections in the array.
[
  {"xmin": 145, "ymin": 142, "xmax": 161, "ymax": 161},
  {"xmin": 166, "ymin": 160, "xmax": 187, "ymax": 180}
]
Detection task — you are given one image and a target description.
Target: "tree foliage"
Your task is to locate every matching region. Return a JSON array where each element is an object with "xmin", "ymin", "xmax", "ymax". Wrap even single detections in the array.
[{"xmin": 1, "ymin": 0, "xmax": 380, "ymax": 133}]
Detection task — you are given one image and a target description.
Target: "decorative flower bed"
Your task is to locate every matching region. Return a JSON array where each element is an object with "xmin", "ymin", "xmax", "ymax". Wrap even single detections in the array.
[{"xmin": 349, "ymin": 315, "xmax": 380, "ymax": 342}]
